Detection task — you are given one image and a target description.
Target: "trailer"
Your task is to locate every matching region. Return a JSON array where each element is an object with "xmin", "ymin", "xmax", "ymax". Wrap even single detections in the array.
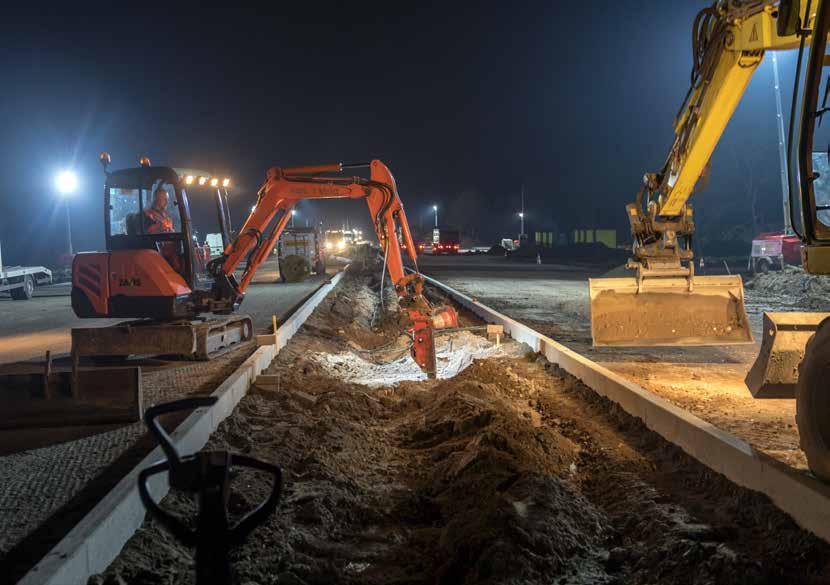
[
  {"xmin": 0, "ymin": 242, "xmax": 52, "ymax": 300},
  {"xmin": 277, "ymin": 226, "xmax": 325, "ymax": 282}
]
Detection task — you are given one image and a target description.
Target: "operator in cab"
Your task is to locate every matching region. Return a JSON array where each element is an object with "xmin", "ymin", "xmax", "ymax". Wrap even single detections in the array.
[
  {"xmin": 143, "ymin": 187, "xmax": 183, "ymax": 274},
  {"xmin": 143, "ymin": 188, "xmax": 174, "ymax": 234}
]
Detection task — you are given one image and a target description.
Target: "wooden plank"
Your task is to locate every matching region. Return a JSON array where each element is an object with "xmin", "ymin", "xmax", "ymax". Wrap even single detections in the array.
[{"xmin": 0, "ymin": 367, "xmax": 142, "ymax": 429}]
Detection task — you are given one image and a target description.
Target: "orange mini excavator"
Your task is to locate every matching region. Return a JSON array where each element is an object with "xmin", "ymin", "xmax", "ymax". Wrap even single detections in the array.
[{"xmin": 71, "ymin": 156, "xmax": 457, "ymax": 375}]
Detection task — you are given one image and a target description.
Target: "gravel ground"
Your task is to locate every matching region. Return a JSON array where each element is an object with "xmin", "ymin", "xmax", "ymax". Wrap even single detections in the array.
[
  {"xmin": 0, "ymin": 346, "xmax": 255, "ymax": 584},
  {"xmin": 95, "ymin": 268, "xmax": 830, "ymax": 584}
]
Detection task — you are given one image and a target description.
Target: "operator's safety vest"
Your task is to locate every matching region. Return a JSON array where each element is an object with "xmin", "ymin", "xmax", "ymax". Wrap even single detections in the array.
[{"xmin": 144, "ymin": 207, "xmax": 174, "ymax": 234}]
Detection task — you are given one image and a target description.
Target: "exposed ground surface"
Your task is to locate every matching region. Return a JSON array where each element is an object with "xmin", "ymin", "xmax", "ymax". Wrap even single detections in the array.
[
  {"xmin": 417, "ymin": 255, "xmax": 821, "ymax": 472},
  {"xmin": 96, "ymin": 266, "xmax": 830, "ymax": 585}
]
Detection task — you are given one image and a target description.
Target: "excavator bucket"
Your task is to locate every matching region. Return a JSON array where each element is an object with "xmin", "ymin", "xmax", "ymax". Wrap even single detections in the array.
[
  {"xmin": 589, "ymin": 275, "xmax": 753, "ymax": 347},
  {"xmin": 744, "ymin": 312, "xmax": 830, "ymax": 398}
]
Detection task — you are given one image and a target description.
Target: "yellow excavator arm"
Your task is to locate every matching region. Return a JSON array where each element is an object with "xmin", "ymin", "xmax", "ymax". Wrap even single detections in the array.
[
  {"xmin": 659, "ymin": 1, "xmax": 816, "ymax": 218},
  {"xmin": 590, "ymin": 0, "xmax": 824, "ymax": 348}
]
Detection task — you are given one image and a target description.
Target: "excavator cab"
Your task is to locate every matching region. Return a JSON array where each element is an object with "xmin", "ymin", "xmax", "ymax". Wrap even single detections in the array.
[
  {"xmin": 72, "ymin": 156, "xmax": 232, "ymax": 320},
  {"xmin": 106, "ymin": 168, "xmax": 191, "ymax": 280}
]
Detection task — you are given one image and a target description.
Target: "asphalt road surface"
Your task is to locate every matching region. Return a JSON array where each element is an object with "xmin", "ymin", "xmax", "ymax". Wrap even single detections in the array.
[{"xmin": 0, "ymin": 262, "xmax": 332, "ymax": 364}]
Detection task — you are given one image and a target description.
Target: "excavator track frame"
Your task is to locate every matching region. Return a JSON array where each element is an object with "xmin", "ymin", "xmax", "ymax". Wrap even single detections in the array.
[{"xmin": 71, "ymin": 314, "xmax": 254, "ymax": 362}]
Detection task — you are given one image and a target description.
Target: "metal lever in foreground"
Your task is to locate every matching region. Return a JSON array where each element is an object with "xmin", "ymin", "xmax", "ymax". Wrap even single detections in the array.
[{"xmin": 138, "ymin": 397, "xmax": 283, "ymax": 585}]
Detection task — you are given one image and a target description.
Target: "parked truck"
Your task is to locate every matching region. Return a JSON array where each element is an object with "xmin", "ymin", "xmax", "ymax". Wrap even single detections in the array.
[
  {"xmin": 0, "ymin": 242, "xmax": 52, "ymax": 300},
  {"xmin": 430, "ymin": 228, "xmax": 460, "ymax": 255}
]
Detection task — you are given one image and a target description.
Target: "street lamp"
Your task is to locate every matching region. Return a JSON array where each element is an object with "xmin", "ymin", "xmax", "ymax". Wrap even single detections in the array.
[
  {"xmin": 291, "ymin": 209, "xmax": 297, "ymax": 227},
  {"xmin": 432, "ymin": 205, "xmax": 438, "ymax": 228},
  {"xmin": 55, "ymin": 170, "xmax": 78, "ymax": 255},
  {"xmin": 518, "ymin": 211, "xmax": 525, "ymax": 239}
]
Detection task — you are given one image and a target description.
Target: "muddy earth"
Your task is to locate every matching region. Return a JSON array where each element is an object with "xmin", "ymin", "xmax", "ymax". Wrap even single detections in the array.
[{"xmin": 92, "ymin": 268, "xmax": 830, "ymax": 585}]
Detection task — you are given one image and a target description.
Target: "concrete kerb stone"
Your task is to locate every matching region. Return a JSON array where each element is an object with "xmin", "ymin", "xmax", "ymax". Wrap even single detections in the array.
[
  {"xmin": 20, "ymin": 269, "xmax": 346, "ymax": 585},
  {"xmin": 418, "ymin": 272, "xmax": 830, "ymax": 545}
]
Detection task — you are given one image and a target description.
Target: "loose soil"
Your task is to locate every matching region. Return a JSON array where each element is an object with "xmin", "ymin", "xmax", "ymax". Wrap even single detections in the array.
[
  {"xmin": 94, "ymin": 267, "xmax": 830, "ymax": 585},
  {"xmin": 423, "ymin": 260, "xmax": 810, "ymax": 473},
  {"xmin": 745, "ymin": 267, "xmax": 830, "ymax": 311}
]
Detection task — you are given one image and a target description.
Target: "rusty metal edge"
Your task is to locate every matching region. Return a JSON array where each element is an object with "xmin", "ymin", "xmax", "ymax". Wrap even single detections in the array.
[
  {"xmin": 417, "ymin": 272, "xmax": 830, "ymax": 545},
  {"xmin": 19, "ymin": 268, "xmax": 347, "ymax": 585}
]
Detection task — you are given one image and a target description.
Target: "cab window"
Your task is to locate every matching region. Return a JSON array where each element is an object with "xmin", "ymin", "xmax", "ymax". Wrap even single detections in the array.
[{"xmin": 109, "ymin": 188, "xmax": 141, "ymax": 236}]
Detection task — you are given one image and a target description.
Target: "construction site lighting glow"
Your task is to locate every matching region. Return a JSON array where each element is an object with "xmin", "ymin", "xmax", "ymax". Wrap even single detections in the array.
[{"xmin": 55, "ymin": 170, "xmax": 78, "ymax": 196}]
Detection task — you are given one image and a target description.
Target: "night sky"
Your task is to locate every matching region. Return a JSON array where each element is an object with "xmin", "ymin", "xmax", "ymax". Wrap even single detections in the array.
[{"xmin": 0, "ymin": 2, "xmax": 797, "ymax": 265}]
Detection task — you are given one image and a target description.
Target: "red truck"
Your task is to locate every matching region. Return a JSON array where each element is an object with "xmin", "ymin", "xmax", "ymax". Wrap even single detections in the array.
[
  {"xmin": 431, "ymin": 228, "xmax": 460, "ymax": 255},
  {"xmin": 750, "ymin": 231, "xmax": 802, "ymax": 273}
]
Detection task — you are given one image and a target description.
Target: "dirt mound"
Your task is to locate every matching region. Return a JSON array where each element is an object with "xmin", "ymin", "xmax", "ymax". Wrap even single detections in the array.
[{"xmin": 745, "ymin": 266, "xmax": 830, "ymax": 310}]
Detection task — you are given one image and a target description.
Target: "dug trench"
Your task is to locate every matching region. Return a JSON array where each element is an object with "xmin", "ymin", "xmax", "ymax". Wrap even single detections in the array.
[{"xmin": 93, "ymin": 266, "xmax": 830, "ymax": 585}]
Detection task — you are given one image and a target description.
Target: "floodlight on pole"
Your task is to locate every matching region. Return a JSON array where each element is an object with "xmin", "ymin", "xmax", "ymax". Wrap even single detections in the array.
[
  {"xmin": 54, "ymin": 170, "xmax": 78, "ymax": 255},
  {"xmin": 432, "ymin": 205, "xmax": 438, "ymax": 228},
  {"xmin": 55, "ymin": 170, "xmax": 78, "ymax": 196}
]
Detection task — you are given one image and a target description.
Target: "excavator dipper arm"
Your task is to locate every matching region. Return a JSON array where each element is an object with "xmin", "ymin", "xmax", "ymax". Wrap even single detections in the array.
[{"xmin": 208, "ymin": 159, "xmax": 457, "ymax": 376}]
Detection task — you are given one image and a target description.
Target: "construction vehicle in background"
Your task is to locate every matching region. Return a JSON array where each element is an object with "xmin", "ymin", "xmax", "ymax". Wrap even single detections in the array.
[
  {"xmin": 590, "ymin": 0, "xmax": 830, "ymax": 480},
  {"xmin": 430, "ymin": 227, "xmax": 461, "ymax": 255},
  {"xmin": 750, "ymin": 231, "xmax": 802, "ymax": 272},
  {"xmin": 72, "ymin": 157, "xmax": 456, "ymax": 376},
  {"xmin": 277, "ymin": 226, "xmax": 326, "ymax": 282},
  {"xmin": 0, "ymin": 241, "xmax": 52, "ymax": 300},
  {"xmin": 323, "ymin": 228, "xmax": 363, "ymax": 254}
]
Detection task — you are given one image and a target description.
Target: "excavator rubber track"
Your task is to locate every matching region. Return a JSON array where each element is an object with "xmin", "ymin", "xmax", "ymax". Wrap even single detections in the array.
[
  {"xmin": 589, "ymin": 275, "xmax": 753, "ymax": 347},
  {"xmin": 71, "ymin": 314, "xmax": 254, "ymax": 361}
]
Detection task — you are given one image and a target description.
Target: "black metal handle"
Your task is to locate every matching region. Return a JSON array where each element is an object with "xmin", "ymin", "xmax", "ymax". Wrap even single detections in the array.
[
  {"xmin": 137, "ymin": 460, "xmax": 196, "ymax": 546},
  {"xmin": 144, "ymin": 397, "xmax": 218, "ymax": 467},
  {"xmin": 229, "ymin": 454, "xmax": 283, "ymax": 543}
]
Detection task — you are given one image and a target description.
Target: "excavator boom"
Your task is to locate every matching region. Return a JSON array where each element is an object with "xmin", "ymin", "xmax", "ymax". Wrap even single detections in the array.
[
  {"xmin": 208, "ymin": 159, "xmax": 456, "ymax": 376},
  {"xmin": 590, "ymin": 0, "xmax": 821, "ymax": 347}
]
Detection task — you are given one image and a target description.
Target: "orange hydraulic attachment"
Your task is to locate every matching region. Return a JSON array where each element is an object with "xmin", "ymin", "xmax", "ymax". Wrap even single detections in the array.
[{"xmin": 210, "ymin": 159, "xmax": 458, "ymax": 377}]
